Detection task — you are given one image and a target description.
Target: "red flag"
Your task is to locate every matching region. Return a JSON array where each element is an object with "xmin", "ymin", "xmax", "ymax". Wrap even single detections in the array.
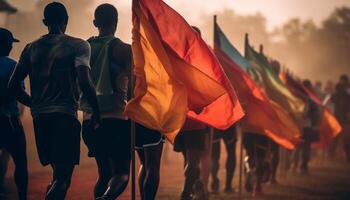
[
  {"xmin": 214, "ymin": 47, "xmax": 300, "ymax": 149},
  {"xmin": 126, "ymin": 0, "xmax": 244, "ymax": 141}
]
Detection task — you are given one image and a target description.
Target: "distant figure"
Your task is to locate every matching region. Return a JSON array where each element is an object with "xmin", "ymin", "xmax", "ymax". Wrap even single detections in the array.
[
  {"xmin": 293, "ymin": 80, "xmax": 321, "ymax": 173},
  {"xmin": 332, "ymin": 75, "xmax": 350, "ymax": 161},
  {"xmin": 268, "ymin": 140, "xmax": 279, "ymax": 184},
  {"xmin": 314, "ymin": 81, "xmax": 325, "ymax": 99},
  {"xmin": 324, "ymin": 80, "xmax": 335, "ymax": 112},
  {"xmin": 324, "ymin": 80, "xmax": 339, "ymax": 158},
  {"xmin": 0, "ymin": 28, "xmax": 30, "ymax": 200},
  {"xmin": 81, "ymin": 4, "xmax": 132, "ymax": 199},
  {"xmin": 211, "ymin": 126, "xmax": 237, "ymax": 193},
  {"xmin": 174, "ymin": 118, "xmax": 210, "ymax": 200},
  {"xmin": 8, "ymin": 2, "xmax": 101, "ymax": 200}
]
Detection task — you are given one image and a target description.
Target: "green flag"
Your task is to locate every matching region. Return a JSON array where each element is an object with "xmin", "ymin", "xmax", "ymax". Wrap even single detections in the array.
[{"xmin": 244, "ymin": 34, "xmax": 305, "ymax": 127}]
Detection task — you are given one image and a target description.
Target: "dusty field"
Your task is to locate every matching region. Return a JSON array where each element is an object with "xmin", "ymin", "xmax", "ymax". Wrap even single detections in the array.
[{"xmin": 1, "ymin": 112, "xmax": 350, "ymax": 200}]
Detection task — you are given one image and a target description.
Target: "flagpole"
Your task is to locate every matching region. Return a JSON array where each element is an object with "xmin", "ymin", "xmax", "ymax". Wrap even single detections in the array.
[
  {"xmin": 130, "ymin": 32, "xmax": 136, "ymax": 200},
  {"xmin": 130, "ymin": 1, "xmax": 138, "ymax": 199},
  {"xmin": 237, "ymin": 125, "xmax": 243, "ymax": 197},
  {"xmin": 131, "ymin": 120, "xmax": 136, "ymax": 200},
  {"xmin": 214, "ymin": 14, "xmax": 244, "ymax": 196}
]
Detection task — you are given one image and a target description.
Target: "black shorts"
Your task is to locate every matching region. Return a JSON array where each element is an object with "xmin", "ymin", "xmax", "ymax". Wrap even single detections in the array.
[
  {"xmin": 213, "ymin": 125, "xmax": 237, "ymax": 144},
  {"xmin": 33, "ymin": 113, "xmax": 81, "ymax": 166},
  {"xmin": 173, "ymin": 129, "xmax": 209, "ymax": 152},
  {"xmin": 0, "ymin": 115, "xmax": 26, "ymax": 159},
  {"xmin": 82, "ymin": 118, "xmax": 131, "ymax": 160},
  {"xmin": 135, "ymin": 124, "xmax": 164, "ymax": 149}
]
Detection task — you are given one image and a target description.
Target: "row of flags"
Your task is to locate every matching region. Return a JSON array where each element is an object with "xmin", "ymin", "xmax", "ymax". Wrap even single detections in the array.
[{"xmin": 125, "ymin": 0, "xmax": 341, "ymax": 149}]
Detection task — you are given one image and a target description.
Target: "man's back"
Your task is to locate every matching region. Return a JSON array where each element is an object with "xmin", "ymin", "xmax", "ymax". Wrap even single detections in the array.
[{"xmin": 19, "ymin": 34, "xmax": 90, "ymax": 117}]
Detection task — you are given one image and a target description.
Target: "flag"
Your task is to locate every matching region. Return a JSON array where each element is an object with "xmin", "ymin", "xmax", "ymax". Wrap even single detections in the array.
[
  {"xmin": 283, "ymin": 73, "xmax": 342, "ymax": 148},
  {"xmin": 244, "ymin": 36, "xmax": 305, "ymax": 129},
  {"xmin": 125, "ymin": 0, "xmax": 244, "ymax": 142},
  {"xmin": 214, "ymin": 20, "xmax": 300, "ymax": 149}
]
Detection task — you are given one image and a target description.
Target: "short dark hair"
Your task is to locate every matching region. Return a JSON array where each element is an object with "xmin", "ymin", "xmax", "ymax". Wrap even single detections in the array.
[
  {"xmin": 44, "ymin": 2, "xmax": 68, "ymax": 25},
  {"xmin": 94, "ymin": 4, "xmax": 118, "ymax": 28},
  {"xmin": 340, "ymin": 74, "xmax": 348, "ymax": 82},
  {"xmin": 303, "ymin": 79, "xmax": 312, "ymax": 88}
]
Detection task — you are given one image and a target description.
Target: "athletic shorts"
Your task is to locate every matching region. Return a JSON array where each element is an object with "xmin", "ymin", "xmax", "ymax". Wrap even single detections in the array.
[
  {"xmin": 213, "ymin": 125, "xmax": 237, "ymax": 144},
  {"xmin": 173, "ymin": 128, "xmax": 209, "ymax": 152},
  {"xmin": 82, "ymin": 118, "xmax": 131, "ymax": 160},
  {"xmin": 135, "ymin": 124, "xmax": 165, "ymax": 149},
  {"xmin": 0, "ymin": 115, "xmax": 26, "ymax": 159},
  {"xmin": 33, "ymin": 113, "xmax": 81, "ymax": 166}
]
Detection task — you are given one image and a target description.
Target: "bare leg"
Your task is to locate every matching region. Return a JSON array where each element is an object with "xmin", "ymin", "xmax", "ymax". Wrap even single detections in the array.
[
  {"xmin": 0, "ymin": 150, "xmax": 10, "ymax": 190},
  {"xmin": 8, "ymin": 117, "xmax": 28, "ymax": 200},
  {"xmin": 137, "ymin": 143, "xmax": 163, "ymax": 200},
  {"xmin": 45, "ymin": 164, "xmax": 74, "ymax": 200},
  {"xmin": 211, "ymin": 141, "xmax": 221, "ymax": 193},
  {"xmin": 270, "ymin": 143, "xmax": 279, "ymax": 183},
  {"xmin": 181, "ymin": 149, "xmax": 201, "ymax": 199},
  {"xmin": 99, "ymin": 158, "xmax": 130, "ymax": 199},
  {"xmin": 200, "ymin": 131, "xmax": 212, "ymax": 194},
  {"xmin": 224, "ymin": 139, "xmax": 236, "ymax": 192},
  {"xmin": 94, "ymin": 157, "xmax": 112, "ymax": 199}
]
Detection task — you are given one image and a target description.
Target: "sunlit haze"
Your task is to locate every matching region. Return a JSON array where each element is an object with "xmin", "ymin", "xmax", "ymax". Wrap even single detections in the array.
[
  {"xmin": 10, "ymin": 0, "xmax": 350, "ymax": 30},
  {"xmin": 4, "ymin": 0, "xmax": 350, "ymax": 81}
]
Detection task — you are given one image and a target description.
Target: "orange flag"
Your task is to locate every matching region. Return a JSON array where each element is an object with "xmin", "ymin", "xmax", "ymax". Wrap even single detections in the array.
[
  {"xmin": 125, "ymin": 0, "xmax": 244, "ymax": 142},
  {"xmin": 215, "ymin": 50, "xmax": 300, "ymax": 148},
  {"xmin": 283, "ymin": 73, "xmax": 342, "ymax": 147},
  {"xmin": 214, "ymin": 22, "xmax": 300, "ymax": 149}
]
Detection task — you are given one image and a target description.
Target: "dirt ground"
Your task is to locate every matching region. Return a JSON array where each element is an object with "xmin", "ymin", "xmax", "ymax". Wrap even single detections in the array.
[{"xmin": 1, "ymin": 112, "xmax": 350, "ymax": 200}]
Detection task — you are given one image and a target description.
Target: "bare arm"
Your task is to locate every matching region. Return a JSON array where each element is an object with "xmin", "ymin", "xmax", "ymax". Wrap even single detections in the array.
[
  {"xmin": 111, "ymin": 41, "xmax": 133, "ymax": 99},
  {"xmin": 8, "ymin": 46, "xmax": 31, "ymax": 107},
  {"xmin": 75, "ymin": 40, "xmax": 100, "ymax": 123},
  {"xmin": 76, "ymin": 66, "xmax": 100, "ymax": 121}
]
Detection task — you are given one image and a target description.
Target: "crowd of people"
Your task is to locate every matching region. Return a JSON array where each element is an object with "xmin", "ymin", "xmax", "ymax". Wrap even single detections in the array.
[{"xmin": 0, "ymin": 2, "xmax": 349, "ymax": 200}]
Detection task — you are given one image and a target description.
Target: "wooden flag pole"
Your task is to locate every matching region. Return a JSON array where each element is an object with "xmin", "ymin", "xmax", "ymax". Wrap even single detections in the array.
[
  {"xmin": 131, "ymin": 2, "xmax": 138, "ymax": 199},
  {"xmin": 130, "ymin": 44, "xmax": 136, "ymax": 200},
  {"xmin": 238, "ymin": 125, "xmax": 244, "ymax": 197},
  {"xmin": 131, "ymin": 120, "xmax": 136, "ymax": 200}
]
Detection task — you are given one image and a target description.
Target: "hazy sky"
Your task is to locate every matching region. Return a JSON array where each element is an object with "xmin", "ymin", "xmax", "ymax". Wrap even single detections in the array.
[
  {"xmin": 164, "ymin": 0, "xmax": 350, "ymax": 30},
  {"xmin": 10, "ymin": 0, "xmax": 350, "ymax": 30}
]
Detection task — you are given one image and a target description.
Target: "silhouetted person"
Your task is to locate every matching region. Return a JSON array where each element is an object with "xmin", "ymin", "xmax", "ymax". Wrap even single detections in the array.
[
  {"xmin": 293, "ymin": 80, "xmax": 321, "ymax": 173},
  {"xmin": 269, "ymin": 140, "xmax": 279, "ymax": 184},
  {"xmin": 243, "ymin": 132, "xmax": 269, "ymax": 197},
  {"xmin": 80, "ymin": 4, "xmax": 131, "ymax": 200},
  {"xmin": 8, "ymin": 2, "xmax": 101, "ymax": 200},
  {"xmin": 0, "ymin": 27, "xmax": 29, "ymax": 200},
  {"xmin": 211, "ymin": 125, "xmax": 237, "ymax": 193},
  {"xmin": 332, "ymin": 75, "xmax": 350, "ymax": 161},
  {"xmin": 174, "ymin": 118, "xmax": 209, "ymax": 200},
  {"xmin": 171, "ymin": 26, "xmax": 210, "ymax": 200}
]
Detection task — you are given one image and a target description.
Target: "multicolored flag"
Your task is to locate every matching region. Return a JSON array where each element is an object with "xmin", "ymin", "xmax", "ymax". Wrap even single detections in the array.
[
  {"xmin": 244, "ymin": 36, "xmax": 305, "ymax": 129},
  {"xmin": 283, "ymin": 72, "xmax": 342, "ymax": 147},
  {"xmin": 125, "ymin": 0, "xmax": 244, "ymax": 142},
  {"xmin": 214, "ymin": 20, "xmax": 300, "ymax": 149}
]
